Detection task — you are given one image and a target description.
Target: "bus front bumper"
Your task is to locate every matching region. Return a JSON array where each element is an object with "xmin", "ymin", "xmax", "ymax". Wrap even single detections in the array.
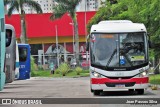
[{"xmin": 91, "ymin": 77, "xmax": 149, "ymax": 91}]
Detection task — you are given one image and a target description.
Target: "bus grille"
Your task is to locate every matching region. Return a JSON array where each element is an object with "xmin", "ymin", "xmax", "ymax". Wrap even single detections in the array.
[
  {"xmin": 106, "ymin": 76, "xmax": 133, "ymax": 79},
  {"xmin": 105, "ymin": 82, "xmax": 136, "ymax": 87}
]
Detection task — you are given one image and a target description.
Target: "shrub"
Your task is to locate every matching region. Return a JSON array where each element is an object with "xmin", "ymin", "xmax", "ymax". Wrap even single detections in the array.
[
  {"xmin": 75, "ymin": 66, "xmax": 83, "ymax": 75},
  {"xmin": 55, "ymin": 68, "xmax": 60, "ymax": 74},
  {"xmin": 31, "ymin": 56, "xmax": 36, "ymax": 77},
  {"xmin": 58, "ymin": 63, "xmax": 70, "ymax": 76}
]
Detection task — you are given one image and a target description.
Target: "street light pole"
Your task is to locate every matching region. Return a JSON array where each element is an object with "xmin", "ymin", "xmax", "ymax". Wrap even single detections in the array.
[
  {"xmin": 69, "ymin": 22, "xmax": 75, "ymax": 58},
  {"xmin": 84, "ymin": 0, "xmax": 89, "ymax": 62}
]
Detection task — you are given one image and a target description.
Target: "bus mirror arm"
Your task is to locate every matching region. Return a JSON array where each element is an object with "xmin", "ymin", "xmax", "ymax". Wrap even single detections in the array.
[
  {"xmin": 147, "ymin": 33, "xmax": 154, "ymax": 48},
  {"xmin": 148, "ymin": 40, "xmax": 154, "ymax": 48}
]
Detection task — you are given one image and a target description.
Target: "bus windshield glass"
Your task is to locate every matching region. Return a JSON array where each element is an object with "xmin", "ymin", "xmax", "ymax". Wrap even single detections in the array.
[
  {"xmin": 19, "ymin": 47, "xmax": 27, "ymax": 62},
  {"xmin": 90, "ymin": 33, "xmax": 148, "ymax": 69},
  {"xmin": 6, "ymin": 29, "xmax": 12, "ymax": 47}
]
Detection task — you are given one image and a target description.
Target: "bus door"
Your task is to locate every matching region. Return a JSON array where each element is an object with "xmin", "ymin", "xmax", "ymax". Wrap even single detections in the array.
[{"xmin": 18, "ymin": 44, "xmax": 31, "ymax": 80}]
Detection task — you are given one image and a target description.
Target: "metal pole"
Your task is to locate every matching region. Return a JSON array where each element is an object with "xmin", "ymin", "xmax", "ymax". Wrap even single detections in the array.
[
  {"xmin": 42, "ymin": 43, "xmax": 45, "ymax": 67},
  {"xmin": 84, "ymin": 0, "xmax": 89, "ymax": 62},
  {"xmin": 64, "ymin": 42, "xmax": 67, "ymax": 62},
  {"xmin": 55, "ymin": 25, "xmax": 59, "ymax": 67},
  {"xmin": 72, "ymin": 21, "xmax": 75, "ymax": 58}
]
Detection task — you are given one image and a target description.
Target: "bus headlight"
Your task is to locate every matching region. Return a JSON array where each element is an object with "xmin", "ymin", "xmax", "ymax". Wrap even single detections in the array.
[
  {"xmin": 139, "ymin": 71, "xmax": 148, "ymax": 77},
  {"xmin": 92, "ymin": 71, "xmax": 101, "ymax": 78},
  {"xmin": 142, "ymin": 72, "xmax": 147, "ymax": 76}
]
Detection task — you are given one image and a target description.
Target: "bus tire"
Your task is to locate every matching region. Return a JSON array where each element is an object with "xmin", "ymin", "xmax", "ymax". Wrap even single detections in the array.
[
  {"xmin": 136, "ymin": 89, "xmax": 144, "ymax": 95},
  {"xmin": 93, "ymin": 90, "xmax": 102, "ymax": 95},
  {"xmin": 91, "ymin": 88, "xmax": 93, "ymax": 93}
]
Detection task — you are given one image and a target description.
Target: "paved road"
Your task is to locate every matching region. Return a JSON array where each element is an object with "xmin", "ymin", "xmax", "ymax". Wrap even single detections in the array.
[{"xmin": 0, "ymin": 77, "xmax": 159, "ymax": 107}]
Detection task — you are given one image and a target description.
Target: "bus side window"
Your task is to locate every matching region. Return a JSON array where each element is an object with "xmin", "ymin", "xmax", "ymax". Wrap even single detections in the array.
[{"xmin": 6, "ymin": 29, "xmax": 12, "ymax": 47}]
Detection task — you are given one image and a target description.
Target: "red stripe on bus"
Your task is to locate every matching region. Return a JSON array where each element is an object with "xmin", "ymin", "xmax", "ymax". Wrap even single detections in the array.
[{"xmin": 91, "ymin": 77, "xmax": 149, "ymax": 84}]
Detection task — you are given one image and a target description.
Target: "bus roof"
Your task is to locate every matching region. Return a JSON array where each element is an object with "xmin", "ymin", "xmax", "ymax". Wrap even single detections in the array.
[
  {"xmin": 5, "ymin": 24, "xmax": 15, "ymax": 30},
  {"xmin": 90, "ymin": 20, "xmax": 147, "ymax": 33},
  {"xmin": 18, "ymin": 44, "xmax": 30, "ymax": 47}
]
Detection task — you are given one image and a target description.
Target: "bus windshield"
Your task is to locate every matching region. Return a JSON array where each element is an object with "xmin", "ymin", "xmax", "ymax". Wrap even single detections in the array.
[
  {"xmin": 19, "ymin": 47, "xmax": 28, "ymax": 62},
  {"xmin": 90, "ymin": 33, "xmax": 148, "ymax": 69}
]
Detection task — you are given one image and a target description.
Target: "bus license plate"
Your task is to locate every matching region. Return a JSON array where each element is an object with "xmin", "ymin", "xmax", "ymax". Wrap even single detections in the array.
[{"xmin": 115, "ymin": 84, "xmax": 125, "ymax": 88}]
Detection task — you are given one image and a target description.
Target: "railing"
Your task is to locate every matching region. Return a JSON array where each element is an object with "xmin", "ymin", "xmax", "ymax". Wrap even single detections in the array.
[{"xmin": 31, "ymin": 53, "xmax": 90, "ymax": 71}]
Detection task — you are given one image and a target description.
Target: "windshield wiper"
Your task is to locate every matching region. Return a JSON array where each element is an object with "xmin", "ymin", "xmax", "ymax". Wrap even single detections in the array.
[{"xmin": 106, "ymin": 49, "xmax": 117, "ymax": 67}]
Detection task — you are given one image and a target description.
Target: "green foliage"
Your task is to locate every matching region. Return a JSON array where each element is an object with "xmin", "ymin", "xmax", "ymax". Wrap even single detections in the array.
[
  {"xmin": 50, "ymin": 0, "xmax": 81, "ymax": 19},
  {"xmin": 31, "ymin": 56, "xmax": 36, "ymax": 77},
  {"xmin": 149, "ymin": 74, "xmax": 160, "ymax": 85},
  {"xmin": 55, "ymin": 68, "xmax": 60, "ymax": 74},
  {"xmin": 31, "ymin": 70, "xmax": 52, "ymax": 77},
  {"xmin": 57, "ymin": 63, "xmax": 70, "ymax": 76},
  {"xmin": 75, "ymin": 66, "xmax": 83, "ymax": 75},
  {"xmin": 4, "ymin": 0, "xmax": 43, "ymax": 16},
  {"xmin": 31, "ymin": 70, "xmax": 89, "ymax": 77}
]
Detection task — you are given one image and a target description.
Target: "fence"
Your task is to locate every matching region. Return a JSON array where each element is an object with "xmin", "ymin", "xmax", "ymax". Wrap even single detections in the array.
[{"xmin": 31, "ymin": 53, "xmax": 90, "ymax": 71}]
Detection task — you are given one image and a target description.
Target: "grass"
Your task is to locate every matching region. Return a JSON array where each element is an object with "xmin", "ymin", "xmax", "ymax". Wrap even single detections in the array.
[
  {"xmin": 149, "ymin": 74, "xmax": 160, "ymax": 85},
  {"xmin": 31, "ymin": 69, "xmax": 89, "ymax": 78}
]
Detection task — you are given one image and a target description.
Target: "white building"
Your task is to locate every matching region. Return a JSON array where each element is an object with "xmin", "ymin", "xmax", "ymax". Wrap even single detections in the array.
[
  {"xmin": 6, "ymin": 0, "xmax": 55, "ymax": 14},
  {"xmin": 77, "ymin": 0, "xmax": 105, "ymax": 12},
  {"xmin": 29, "ymin": 0, "xmax": 55, "ymax": 13}
]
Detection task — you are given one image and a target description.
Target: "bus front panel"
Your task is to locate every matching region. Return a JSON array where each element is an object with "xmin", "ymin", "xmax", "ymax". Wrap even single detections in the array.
[{"xmin": 89, "ymin": 33, "xmax": 149, "ymax": 93}]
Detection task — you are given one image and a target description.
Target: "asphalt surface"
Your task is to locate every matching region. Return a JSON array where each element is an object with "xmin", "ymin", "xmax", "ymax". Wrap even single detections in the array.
[{"xmin": 0, "ymin": 77, "xmax": 159, "ymax": 107}]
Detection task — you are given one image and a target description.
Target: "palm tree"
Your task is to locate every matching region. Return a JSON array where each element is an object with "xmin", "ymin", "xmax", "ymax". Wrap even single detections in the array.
[
  {"xmin": 50, "ymin": 0, "xmax": 81, "ymax": 65},
  {"xmin": 4, "ymin": 0, "xmax": 43, "ymax": 43}
]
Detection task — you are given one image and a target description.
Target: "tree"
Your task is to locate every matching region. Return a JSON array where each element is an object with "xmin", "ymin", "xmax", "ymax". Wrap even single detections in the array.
[
  {"xmin": 4, "ymin": 0, "xmax": 43, "ymax": 43},
  {"xmin": 87, "ymin": 0, "xmax": 160, "ymax": 74},
  {"xmin": 50, "ymin": 0, "xmax": 81, "ymax": 65}
]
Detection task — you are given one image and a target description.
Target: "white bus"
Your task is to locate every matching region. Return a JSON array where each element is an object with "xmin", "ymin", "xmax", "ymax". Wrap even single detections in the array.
[
  {"xmin": 5, "ymin": 24, "xmax": 16, "ymax": 83},
  {"xmin": 15, "ymin": 41, "xmax": 20, "ymax": 79},
  {"xmin": 87, "ymin": 20, "xmax": 149, "ymax": 95}
]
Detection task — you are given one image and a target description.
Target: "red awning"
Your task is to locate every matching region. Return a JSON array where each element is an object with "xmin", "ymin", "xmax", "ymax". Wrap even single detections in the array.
[{"xmin": 5, "ymin": 11, "xmax": 96, "ymax": 38}]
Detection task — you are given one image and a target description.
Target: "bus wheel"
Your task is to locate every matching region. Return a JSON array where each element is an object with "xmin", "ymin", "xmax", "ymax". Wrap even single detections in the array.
[
  {"xmin": 136, "ymin": 89, "xmax": 144, "ymax": 95},
  {"xmin": 91, "ymin": 88, "xmax": 93, "ymax": 93},
  {"xmin": 93, "ymin": 90, "xmax": 102, "ymax": 96}
]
